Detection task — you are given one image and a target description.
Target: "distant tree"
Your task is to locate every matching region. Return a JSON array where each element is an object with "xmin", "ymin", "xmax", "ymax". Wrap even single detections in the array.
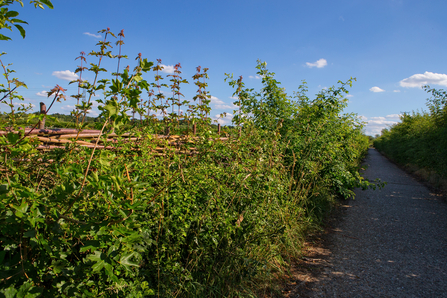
[{"xmin": 0, "ymin": 0, "xmax": 53, "ymax": 41}]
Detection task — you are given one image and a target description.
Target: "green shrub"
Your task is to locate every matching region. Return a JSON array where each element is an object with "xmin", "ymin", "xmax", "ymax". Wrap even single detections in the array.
[{"xmin": 0, "ymin": 29, "xmax": 376, "ymax": 297}]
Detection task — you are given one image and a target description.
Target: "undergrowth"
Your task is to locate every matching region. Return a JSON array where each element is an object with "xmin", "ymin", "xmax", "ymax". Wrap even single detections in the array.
[{"xmin": 0, "ymin": 26, "xmax": 377, "ymax": 297}]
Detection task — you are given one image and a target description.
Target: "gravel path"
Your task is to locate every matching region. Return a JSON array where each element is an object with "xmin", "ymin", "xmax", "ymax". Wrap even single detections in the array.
[{"xmin": 286, "ymin": 148, "xmax": 447, "ymax": 297}]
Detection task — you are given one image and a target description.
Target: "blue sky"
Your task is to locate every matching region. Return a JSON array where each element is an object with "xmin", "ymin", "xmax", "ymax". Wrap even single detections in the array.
[{"xmin": 2, "ymin": 0, "xmax": 447, "ymax": 135}]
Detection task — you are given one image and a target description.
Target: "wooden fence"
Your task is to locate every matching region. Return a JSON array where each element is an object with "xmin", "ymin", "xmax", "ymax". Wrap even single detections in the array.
[{"xmin": 1, "ymin": 102, "xmax": 229, "ymax": 155}]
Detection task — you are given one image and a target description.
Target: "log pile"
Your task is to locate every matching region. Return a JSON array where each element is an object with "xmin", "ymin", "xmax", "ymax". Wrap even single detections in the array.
[{"xmin": 0, "ymin": 128, "xmax": 229, "ymax": 156}]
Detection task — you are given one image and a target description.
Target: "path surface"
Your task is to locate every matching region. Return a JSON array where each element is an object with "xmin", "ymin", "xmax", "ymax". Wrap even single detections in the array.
[{"xmin": 287, "ymin": 148, "xmax": 447, "ymax": 297}]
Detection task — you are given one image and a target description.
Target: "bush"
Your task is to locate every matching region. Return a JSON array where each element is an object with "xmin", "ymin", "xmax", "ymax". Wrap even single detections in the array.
[{"xmin": 0, "ymin": 30, "xmax": 375, "ymax": 297}]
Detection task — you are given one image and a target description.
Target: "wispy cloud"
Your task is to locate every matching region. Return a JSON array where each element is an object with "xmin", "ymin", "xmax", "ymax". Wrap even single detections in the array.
[
  {"xmin": 36, "ymin": 91, "xmax": 49, "ymax": 97},
  {"xmin": 399, "ymin": 71, "xmax": 447, "ymax": 88},
  {"xmin": 362, "ymin": 114, "xmax": 402, "ymax": 136},
  {"xmin": 306, "ymin": 58, "xmax": 327, "ymax": 68},
  {"xmin": 385, "ymin": 114, "xmax": 401, "ymax": 120},
  {"xmin": 249, "ymin": 75, "xmax": 261, "ymax": 79},
  {"xmin": 210, "ymin": 96, "xmax": 237, "ymax": 110},
  {"xmin": 83, "ymin": 32, "xmax": 102, "ymax": 38},
  {"xmin": 393, "ymin": 90, "xmax": 401, "ymax": 92},
  {"xmin": 52, "ymin": 70, "xmax": 78, "ymax": 81},
  {"xmin": 370, "ymin": 86, "xmax": 385, "ymax": 93}
]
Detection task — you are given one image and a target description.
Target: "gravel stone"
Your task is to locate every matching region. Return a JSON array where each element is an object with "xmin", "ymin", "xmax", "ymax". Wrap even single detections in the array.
[{"xmin": 285, "ymin": 148, "xmax": 447, "ymax": 298}]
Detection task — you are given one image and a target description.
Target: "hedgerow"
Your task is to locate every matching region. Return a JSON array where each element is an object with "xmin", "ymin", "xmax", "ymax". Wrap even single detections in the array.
[
  {"xmin": 0, "ymin": 25, "xmax": 376, "ymax": 297},
  {"xmin": 374, "ymin": 86, "xmax": 447, "ymax": 179}
]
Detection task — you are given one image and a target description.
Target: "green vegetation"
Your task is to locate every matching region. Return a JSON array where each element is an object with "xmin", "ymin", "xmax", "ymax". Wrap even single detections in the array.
[
  {"xmin": 0, "ymin": 112, "xmax": 100, "ymax": 129},
  {"xmin": 0, "ymin": 0, "xmax": 53, "ymax": 41},
  {"xmin": 374, "ymin": 86, "xmax": 447, "ymax": 180},
  {"xmin": 0, "ymin": 25, "xmax": 378, "ymax": 297}
]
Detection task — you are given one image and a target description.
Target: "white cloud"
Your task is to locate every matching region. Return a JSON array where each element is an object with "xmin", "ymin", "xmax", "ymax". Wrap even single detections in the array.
[
  {"xmin": 306, "ymin": 58, "xmax": 327, "ymax": 68},
  {"xmin": 83, "ymin": 32, "xmax": 102, "ymax": 38},
  {"xmin": 370, "ymin": 86, "xmax": 385, "ymax": 93},
  {"xmin": 399, "ymin": 71, "xmax": 447, "ymax": 88},
  {"xmin": 210, "ymin": 96, "xmax": 237, "ymax": 110},
  {"xmin": 393, "ymin": 90, "xmax": 401, "ymax": 92},
  {"xmin": 385, "ymin": 114, "xmax": 402, "ymax": 120},
  {"xmin": 210, "ymin": 96, "xmax": 224, "ymax": 105},
  {"xmin": 249, "ymin": 75, "xmax": 261, "ymax": 79},
  {"xmin": 160, "ymin": 64, "xmax": 175, "ymax": 74},
  {"xmin": 362, "ymin": 114, "xmax": 402, "ymax": 136},
  {"xmin": 36, "ymin": 91, "xmax": 49, "ymax": 97},
  {"xmin": 52, "ymin": 70, "xmax": 78, "ymax": 81},
  {"xmin": 346, "ymin": 94, "xmax": 353, "ymax": 98},
  {"xmin": 87, "ymin": 110, "xmax": 99, "ymax": 117},
  {"xmin": 1, "ymin": 101, "xmax": 35, "ymax": 109}
]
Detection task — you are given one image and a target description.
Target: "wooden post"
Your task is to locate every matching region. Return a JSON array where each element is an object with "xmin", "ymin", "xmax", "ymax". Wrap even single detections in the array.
[
  {"xmin": 193, "ymin": 123, "xmax": 196, "ymax": 135},
  {"xmin": 165, "ymin": 122, "xmax": 170, "ymax": 136},
  {"xmin": 39, "ymin": 102, "xmax": 46, "ymax": 129},
  {"xmin": 217, "ymin": 123, "xmax": 221, "ymax": 135}
]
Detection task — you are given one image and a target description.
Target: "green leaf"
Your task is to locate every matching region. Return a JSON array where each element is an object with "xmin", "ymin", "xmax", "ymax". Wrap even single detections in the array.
[
  {"xmin": 103, "ymin": 102, "xmax": 118, "ymax": 117},
  {"xmin": 51, "ymin": 260, "xmax": 66, "ymax": 274},
  {"xmin": 0, "ymin": 184, "xmax": 9, "ymax": 194},
  {"xmin": 119, "ymin": 252, "xmax": 140, "ymax": 271},
  {"xmin": 13, "ymin": 200, "xmax": 29, "ymax": 215},
  {"xmin": 17, "ymin": 281, "xmax": 43, "ymax": 298},
  {"xmin": 23, "ymin": 230, "xmax": 36, "ymax": 238},
  {"xmin": 5, "ymin": 10, "xmax": 19, "ymax": 18},
  {"xmin": 10, "ymin": 18, "xmax": 27, "ymax": 24},
  {"xmin": 40, "ymin": 0, "xmax": 54, "ymax": 9},
  {"xmin": 1, "ymin": 286, "xmax": 17, "ymax": 298},
  {"xmin": 140, "ymin": 58, "xmax": 153, "ymax": 72},
  {"xmin": 0, "ymin": 34, "xmax": 12, "ymax": 41},
  {"xmin": 133, "ymin": 74, "xmax": 142, "ymax": 82},
  {"xmin": 14, "ymin": 24, "xmax": 25, "ymax": 39},
  {"xmin": 88, "ymin": 251, "xmax": 106, "ymax": 272},
  {"xmin": 87, "ymin": 250, "xmax": 103, "ymax": 262},
  {"xmin": 103, "ymin": 262, "xmax": 118, "ymax": 282},
  {"xmin": 80, "ymin": 240, "xmax": 101, "ymax": 253},
  {"xmin": 6, "ymin": 132, "xmax": 20, "ymax": 144}
]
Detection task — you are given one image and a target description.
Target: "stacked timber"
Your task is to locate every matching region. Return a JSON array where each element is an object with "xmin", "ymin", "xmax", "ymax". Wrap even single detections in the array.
[{"xmin": 0, "ymin": 128, "xmax": 229, "ymax": 156}]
